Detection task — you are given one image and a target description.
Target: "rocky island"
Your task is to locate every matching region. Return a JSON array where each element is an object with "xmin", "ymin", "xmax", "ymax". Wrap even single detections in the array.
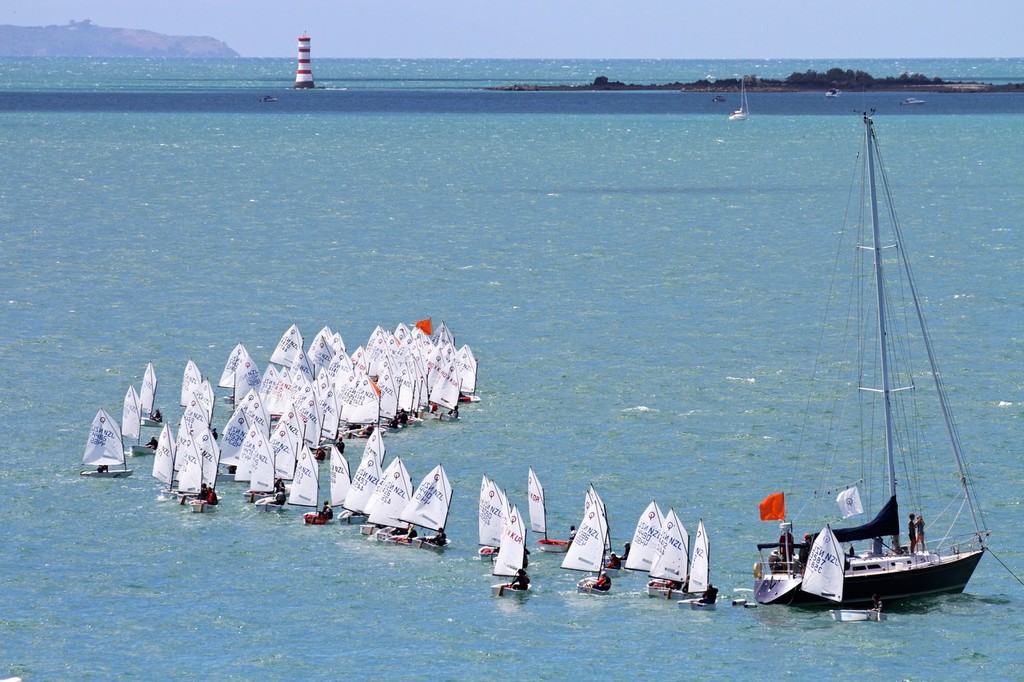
[
  {"xmin": 493, "ymin": 69, "xmax": 1024, "ymax": 93},
  {"xmin": 0, "ymin": 20, "xmax": 238, "ymax": 58}
]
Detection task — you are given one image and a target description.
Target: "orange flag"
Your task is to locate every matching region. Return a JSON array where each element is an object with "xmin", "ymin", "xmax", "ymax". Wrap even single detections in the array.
[
  {"xmin": 759, "ymin": 492, "xmax": 785, "ymax": 521},
  {"xmin": 415, "ymin": 318, "xmax": 433, "ymax": 336}
]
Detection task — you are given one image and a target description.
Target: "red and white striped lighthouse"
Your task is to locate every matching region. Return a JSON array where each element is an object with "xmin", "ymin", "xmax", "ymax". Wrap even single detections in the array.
[{"xmin": 293, "ymin": 35, "xmax": 314, "ymax": 89}]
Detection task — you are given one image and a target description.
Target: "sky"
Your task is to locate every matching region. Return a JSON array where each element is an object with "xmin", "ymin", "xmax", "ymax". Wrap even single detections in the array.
[{"xmin": 3, "ymin": 0, "xmax": 1021, "ymax": 59}]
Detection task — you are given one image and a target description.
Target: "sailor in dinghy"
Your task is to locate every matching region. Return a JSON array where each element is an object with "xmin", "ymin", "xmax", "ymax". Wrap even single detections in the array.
[
  {"xmin": 492, "ymin": 504, "xmax": 531, "ymax": 597},
  {"xmin": 80, "ymin": 408, "xmax": 133, "ymax": 478}
]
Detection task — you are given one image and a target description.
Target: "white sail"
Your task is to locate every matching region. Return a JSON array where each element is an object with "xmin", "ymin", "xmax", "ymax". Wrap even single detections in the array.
[
  {"xmin": 232, "ymin": 353, "xmax": 262, "ymax": 400},
  {"xmin": 219, "ymin": 343, "xmax": 246, "ymax": 389},
  {"xmin": 194, "ymin": 378, "xmax": 215, "ymax": 425},
  {"xmin": 689, "ymin": 519, "xmax": 711, "ymax": 593},
  {"xmin": 249, "ymin": 425, "xmax": 276, "ymax": 492},
  {"xmin": 218, "ymin": 403, "xmax": 250, "ymax": 468},
  {"xmin": 527, "ymin": 467, "xmax": 546, "ymax": 535},
  {"xmin": 455, "ymin": 344, "xmax": 478, "ymax": 395},
  {"xmin": 375, "ymin": 355, "xmax": 400, "ymax": 421},
  {"xmin": 240, "ymin": 388, "xmax": 271, "ymax": 437},
  {"xmin": 493, "ymin": 504, "xmax": 527, "ymax": 578},
  {"xmin": 342, "ymin": 372, "xmax": 381, "ymax": 426},
  {"xmin": 427, "ymin": 356, "xmax": 461, "ymax": 410},
  {"xmin": 801, "ymin": 525, "xmax": 844, "ymax": 602},
  {"xmin": 121, "ymin": 385, "xmax": 142, "ymax": 443},
  {"xmin": 195, "ymin": 427, "xmax": 220, "ymax": 487},
  {"xmin": 180, "ymin": 397, "xmax": 210, "ymax": 435},
  {"xmin": 140, "ymin": 362, "xmax": 158, "ymax": 417},
  {"xmin": 317, "ymin": 382, "xmax": 340, "ymax": 443},
  {"xmin": 151, "ymin": 424, "xmax": 175, "ymax": 486},
  {"xmin": 308, "ymin": 326, "xmax": 336, "ymax": 377},
  {"xmin": 624, "ymin": 500, "xmax": 666, "ymax": 572},
  {"xmin": 343, "ymin": 429, "xmax": 386, "ymax": 514},
  {"xmin": 649, "ymin": 508, "xmax": 689, "ymax": 583},
  {"xmin": 270, "ymin": 323, "xmax": 304, "ymax": 368},
  {"xmin": 82, "ymin": 409, "xmax": 124, "ymax": 467},
  {"xmin": 329, "ymin": 445, "xmax": 351, "ymax": 506},
  {"xmin": 400, "ymin": 463, "xmax": 452, "ymax": 532},
  {"xmin": 269, "ymin": 421, "xmax": 300, "ymax": 480},
  {"xmin": 232, "ymin": 428, "xmax": 262, "ymax": 482},
  {"xmin": 561, "ymin": 486, "xmax": 608, "ymax": 572},
  {"xmin": 175, "ymin": 433, "xmax": 203, "ymax": 494},
  {"xmin": 180, "ymin": 359, "xmax": 202, "ymax": 408},
  {"xmin": 366, "ymin": 456, "xmax": 412, "ymax": 529},
  {"xmin": 479, "ymin": 475, "xmax": 507, "ymax": 547},
  {"xmin": 288, "ymin": 445, "xmax": 319, "ymax": 508}
]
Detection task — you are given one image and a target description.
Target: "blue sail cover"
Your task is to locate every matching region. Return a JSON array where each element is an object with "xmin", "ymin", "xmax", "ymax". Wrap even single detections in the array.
[{"xmin": 832, "ymin": 495, "xmax": 900, "ymax": 543}]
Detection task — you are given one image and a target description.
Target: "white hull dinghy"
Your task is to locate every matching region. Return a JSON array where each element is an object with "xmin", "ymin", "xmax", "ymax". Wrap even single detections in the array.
[
  {"xmin": 188, "ymin": 499, "xmax": 217, "ymax": 513},
  {"xmin": 830, "ymin": 609, "xmax": 886, "ymax": 622}
]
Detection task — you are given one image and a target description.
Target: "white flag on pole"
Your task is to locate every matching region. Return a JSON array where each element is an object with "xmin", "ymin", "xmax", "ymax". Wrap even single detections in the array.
[{"xmin": 836, "ymin": 486, "xmax": 864, "ymax": 519}]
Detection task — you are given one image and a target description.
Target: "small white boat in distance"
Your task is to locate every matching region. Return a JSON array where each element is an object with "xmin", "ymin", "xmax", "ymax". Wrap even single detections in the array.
[
  {"xmin": 831, "ymin": 609, "xmax": 886, "ymax": 622},
  {"xmin": 729, "ymin": 77, "xmax": 749, "ymax": 120},
  {"xmin": 826, "ymin": 88, "xmax": 841, "ymax": 97},
  {"xmin": 900, "ymin": 97, "xmax": 925, "ymax": 105}
]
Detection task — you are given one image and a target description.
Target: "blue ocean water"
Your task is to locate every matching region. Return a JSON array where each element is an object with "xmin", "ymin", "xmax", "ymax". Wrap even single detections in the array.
[{"xmin": 0, "ymin": 58, "xmax": 1022, "ymax": 680}]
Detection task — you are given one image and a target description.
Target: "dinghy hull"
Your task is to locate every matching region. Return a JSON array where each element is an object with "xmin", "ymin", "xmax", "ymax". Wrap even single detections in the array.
[
  {"xmin": 80, "ymin": 469, "xmax": 133, "ymax": 478},
  {"xmin": 536, "ymin": 538, "xmax": 570, "ymax": 553},
  {"xmin": 492, "ymin": 583, "xmax": 529, "ymax": 597},
  {"xmin": 831, "ymin": 609, "xmax": 886, "ymax": 621}
]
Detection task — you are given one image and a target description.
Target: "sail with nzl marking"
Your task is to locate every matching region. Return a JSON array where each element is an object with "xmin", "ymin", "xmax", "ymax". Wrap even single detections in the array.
[
  {"xmin": 288, "ymin": 445, "xmax": 320, "ymax": 508},
  {"xmin": 479, "ymin": 475, "xmax": 507, "ymax": 548},
  {"xmin": 82, "ymin": 409, "xmax": 125, "ymax": 468},
  {"xmin": 366, "ymin": 456, "xmax": 412, "ymax": 529},
  {"xmin": 561, "ymin": 486, "xmax": 608, "ymax": 573},
  {"xmin": 801, "ymin": 525, "xmax": 844, "ymax": 603},
  {"xmin": 689, "ymin": 519, "xmax": 711, "ymax": 594},
  {"xmin": 649, "ymin": 508, "xmax": 689, "ymax": 585},
  {"xmin": 494, "ymin": 504, "xmax": 527, "ymax": 578},
  {"xmin": 400, "ymin": 463, "xmax": 452, "ymax": 533},
  {"xmin": 329, "ymin": 444, "xmax": 351, "ymax": 506},
  {"xmin": 270, "ymin": 324, "xmax": 304, "ymax": 369},
  {"xmin": 624, "ymin": 500, "xmax": 666, "ymax": 572},
  {"xmin": 343, "ymin": 428, "xmax": 385, "ymax": 515}
]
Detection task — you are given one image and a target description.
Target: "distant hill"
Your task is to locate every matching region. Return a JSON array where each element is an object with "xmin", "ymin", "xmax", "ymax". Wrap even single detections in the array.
[{"xmin": 0, "ymin": 20, "xmax": 238, "ymax": 57}]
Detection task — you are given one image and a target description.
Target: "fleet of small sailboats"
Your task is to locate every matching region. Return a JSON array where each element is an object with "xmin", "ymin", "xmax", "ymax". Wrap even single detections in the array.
[{"xmin": 76, "ymin": 117, "xmax": 996, "ymax": 616}]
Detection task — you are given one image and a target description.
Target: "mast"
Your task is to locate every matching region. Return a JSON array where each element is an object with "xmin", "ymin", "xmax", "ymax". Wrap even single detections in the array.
[{"xmin": 864, "ymin": 115, "xmax": 899, "ymax": 504}]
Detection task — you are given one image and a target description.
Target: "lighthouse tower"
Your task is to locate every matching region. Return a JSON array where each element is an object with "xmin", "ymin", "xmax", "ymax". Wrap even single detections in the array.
[{"xmin": 293, "ymin": 35, "xmax": 314, "ymax": 89}]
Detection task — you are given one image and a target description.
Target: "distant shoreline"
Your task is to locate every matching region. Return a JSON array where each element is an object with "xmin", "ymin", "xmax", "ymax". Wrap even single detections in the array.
[{"xmin": 491, "ymin": 71, "xmax": 1024, "ymax": 93}]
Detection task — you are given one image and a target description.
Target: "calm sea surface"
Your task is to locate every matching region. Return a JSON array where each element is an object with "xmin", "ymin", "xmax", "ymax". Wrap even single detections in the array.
[{"xmin": 1, "ymin": 58, "xmax": 1022, "ymax": 680}]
